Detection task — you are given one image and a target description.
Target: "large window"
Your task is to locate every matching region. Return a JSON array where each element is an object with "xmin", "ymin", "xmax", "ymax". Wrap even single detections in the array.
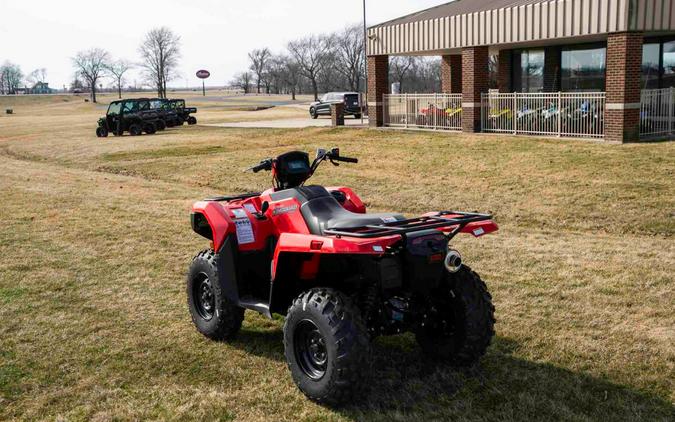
[
  {"xmin": 662, "ymin": 40, "xmax": 675, "ymax": 88},
  {"xmin": 513, "ymin": 49, "xmax": 545, "ymax": 92},
  {"xmin": 561, "ymin": 45, "xmax": 606, "ymax": 91},
  {"xmin": 642, "ymin": 43, "xmax": 661, "ymax": 89}
]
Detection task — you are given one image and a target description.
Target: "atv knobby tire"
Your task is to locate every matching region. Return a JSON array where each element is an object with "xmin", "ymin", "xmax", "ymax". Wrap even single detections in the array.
[
  {"xmin": 187, "ymin": 116, "xmax": 197, "ymax": 125},
  {"xmin": 156, "ymin": 120, "xmax": 167, "ymax": 131},
  {"xmin": 144, "ymin": 123, "xmax": 156, "ymax": 135},
  {"xmin": 187, "ymin": 249, "xmax": 244, "ymax": 341},
  {"xmin": 129, "ymin": 124, "xmax": 142, "ymax": 136},
  {"xmin": 415, "ymin": 266, "xmax": 495, "ymax": 366},
  {"xmin": 284, "ymin": 288, "xmax": 370, "ymax": 405},
  {"xmin": 96, "ymin": 127, "xmax": 108, "ymax": 138}
]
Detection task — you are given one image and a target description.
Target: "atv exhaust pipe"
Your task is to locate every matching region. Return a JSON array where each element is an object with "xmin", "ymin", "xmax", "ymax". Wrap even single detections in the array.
[{"xmin": 444, "ymin": 250, "xmax": 462, "ymax": 273}]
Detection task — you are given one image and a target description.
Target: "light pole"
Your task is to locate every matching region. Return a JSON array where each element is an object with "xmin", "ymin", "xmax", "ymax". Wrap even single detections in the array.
[{"xmin": 362, "ymin": 0, "xmax": 367, "ymax": 125}]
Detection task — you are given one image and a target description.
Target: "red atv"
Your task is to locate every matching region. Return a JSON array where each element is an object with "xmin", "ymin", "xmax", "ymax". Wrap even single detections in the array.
[{"xmin": 187, "ymin": 148, "xmax": 497, "ymax": 404}]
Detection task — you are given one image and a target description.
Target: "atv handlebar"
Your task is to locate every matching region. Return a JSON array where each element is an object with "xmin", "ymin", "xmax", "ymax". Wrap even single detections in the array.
[
  {"xmin": 332, "ymin": 156, "xmax": 358, "ymax": 163},
  {"xmin": 248, "ymin": 159, "xmax": 273, "ymax": 173}
]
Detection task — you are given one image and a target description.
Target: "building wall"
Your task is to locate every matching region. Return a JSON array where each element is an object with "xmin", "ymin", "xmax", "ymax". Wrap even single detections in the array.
[{"xmin": 367, "ymin": 0, "xmax": 661, "ymax": 56}]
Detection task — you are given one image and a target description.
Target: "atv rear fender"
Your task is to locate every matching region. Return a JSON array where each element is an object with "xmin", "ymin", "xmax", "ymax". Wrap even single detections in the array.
[
  {"xmin": 191, "ymin": 201, "xmax": 233, "ymax": 251},
  {"xmin": 270, "ymin": 232, "xmax": 400, "ymax": 281}
]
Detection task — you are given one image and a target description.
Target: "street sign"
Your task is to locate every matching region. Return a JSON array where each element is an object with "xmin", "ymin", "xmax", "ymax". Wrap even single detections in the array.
[{"xmin": 196, "ymin": 70, "xmax": 210, "ymax": 96}]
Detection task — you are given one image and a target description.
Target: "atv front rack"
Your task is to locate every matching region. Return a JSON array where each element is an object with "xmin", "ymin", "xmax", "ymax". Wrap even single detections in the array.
[
  {"xmin": 205, "ymin": 192, "xmax": 261, "ymax": 202},
  {"xmin": 323, "ymin": 211, "xmax": 493, "ymax": 239}
]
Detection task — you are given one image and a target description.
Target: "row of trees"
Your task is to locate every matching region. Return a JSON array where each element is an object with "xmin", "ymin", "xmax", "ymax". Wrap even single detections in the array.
[
  {"xmin": 71, "ymin": 27, "xmax": 181, "ymax": 102},
  {"xmin": 230, "ymin": 24, "xmax": 444, "ymax": 100},
  {"xmin": 1, "ymin": 27, "xmax": 181, "ymax": 102}
]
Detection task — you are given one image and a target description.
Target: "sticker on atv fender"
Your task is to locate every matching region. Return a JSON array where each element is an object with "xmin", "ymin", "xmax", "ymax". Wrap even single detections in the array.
[
  {"xmin": 231, "ymin": 208, "xmax": 247, "ymax": 218},
  {"xmin": 381, "ymin": 216, "xmax": 398, "ymax": 223},
  {"xmin": 234, "ymin": 218, "xmax": 255, "ymax": 244},
  {"xmin": 272, "ymin": 204, "xmax": 298, "ymax": 216},
  {"xmin": 473, "ymin": 227, "xmax": 485, "ymax": 236}
]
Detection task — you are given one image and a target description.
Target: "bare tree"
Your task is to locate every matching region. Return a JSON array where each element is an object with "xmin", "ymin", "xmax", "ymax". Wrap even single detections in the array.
[
  {"xmin": 389, "ymin": 56, "xmax": 416, "ymax": 93},
  {"xmin": 105, "ymin": 59, "xmax": 133, "ymax": 99},
  {"xmin": 26, "ymin": 68, "xmax": 48, "ymax": 86},
  {"xmin": 0, "ymin": 61, "xmax": 24, "ymax": 95},
  {"xmin": 334, "ymin": 25, "xmax": 365, "ymax": 92},
  {"xmin": 139, "ymin": 27, "xmax": 181, "ymax": 98},
  {"xmin": 288, "ymin": 35, "xmax": 330, "ymax": 100},
  {"xmin": 248, "ymin": 48, "xmax": 271, "ymax": 94},
  {"xmin": 278, "ymin": 55, "xmax": 301, "ymax": 100},
  {"xmin": 72, "ymin": 48, "xmax": 110, "ymax": 102},
  {"xmin": 231, "ymin": 71, "xmax": 252, "ymax": 94}
]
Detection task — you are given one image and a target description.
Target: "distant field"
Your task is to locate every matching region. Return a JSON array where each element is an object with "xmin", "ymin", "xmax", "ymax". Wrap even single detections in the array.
[{"xmin": 0, "ymin": 95, "xmax": 673, "ymax": 421}]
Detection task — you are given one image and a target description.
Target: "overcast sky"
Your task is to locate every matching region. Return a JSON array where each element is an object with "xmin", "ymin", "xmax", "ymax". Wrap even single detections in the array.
[{"xmin": 1, "ymin": 0, "xmax": 448, "ymax": 90}]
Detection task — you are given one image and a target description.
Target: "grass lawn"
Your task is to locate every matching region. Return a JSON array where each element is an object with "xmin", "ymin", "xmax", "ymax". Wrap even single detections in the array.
[{"xmin": 0, "ymin": 93, "xmax": 673, "ymax": 421}]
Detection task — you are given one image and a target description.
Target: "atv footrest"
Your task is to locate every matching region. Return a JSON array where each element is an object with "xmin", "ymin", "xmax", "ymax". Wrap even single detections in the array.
[{"xmin": 323, "ymin": 211, "xmax": 492, "ymax": 239}]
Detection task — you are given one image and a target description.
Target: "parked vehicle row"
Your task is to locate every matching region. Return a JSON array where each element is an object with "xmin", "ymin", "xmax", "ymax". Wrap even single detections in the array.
[
  {"xmin": 95, "ymin": 98, "xmax": 198, "ymax": 137},
  {"xmin": 309, "ymin": 92, "xmax": 362, "ymax": 119}
]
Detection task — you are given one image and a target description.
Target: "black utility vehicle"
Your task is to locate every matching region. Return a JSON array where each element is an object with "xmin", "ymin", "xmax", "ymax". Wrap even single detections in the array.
[
  {"xmin": 96, "ymin": 98, "xmax": 161, "ymax": 137},
  {"xmin": 309, "ymin": 92, "xmax": 362, "ymax": 119},
  {"xmin": 169, "ymin": 99, "xmax": 198, "ymax": 125},
  {"xmin": 148, "ymin": 98, "xmax": 179, "ymax": 129}
]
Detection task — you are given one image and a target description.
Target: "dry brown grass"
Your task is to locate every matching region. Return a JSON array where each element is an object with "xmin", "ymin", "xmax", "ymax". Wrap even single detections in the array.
[{"xmin": 0, "ymin": 94, "xmax": 673, "ymax": 421}]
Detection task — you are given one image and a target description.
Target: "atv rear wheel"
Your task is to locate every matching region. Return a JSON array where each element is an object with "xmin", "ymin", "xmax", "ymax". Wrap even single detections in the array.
[
  {"xmin": 144, "ymin": 123, "xmax": 156, "ymax": 135},
  {"xmin": 129, "ymin": 124, "xmax": 142, "ymax": 136},
  {"xmin": 187, "ymin": 249, "xmax": 244, "ymax": 341},
  {"xmin": 156, "ymin": 120, "xmax": 167, "ymax": 130},
  {"xmin": 187, "ymin": 116, "xmax": 197, "ymax": 125},
  {"xmin": 284, "ymin": 288, "xmax": 370, "ymax": 405},
  {"xmin": 415, "ymin": 266, "xmax": 495, "ymax": 366},
  {"xmin": 96, "ymin": 127, "xmax": 108, "ymax": 138}
]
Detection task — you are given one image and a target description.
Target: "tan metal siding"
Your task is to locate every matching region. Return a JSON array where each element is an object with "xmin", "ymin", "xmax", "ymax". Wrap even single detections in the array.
[{"xmin": 367, "ymin": 0, "xmax": 674, "ymax": 56}]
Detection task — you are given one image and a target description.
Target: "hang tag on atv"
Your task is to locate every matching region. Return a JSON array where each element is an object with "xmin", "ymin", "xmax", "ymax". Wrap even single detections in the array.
[{"xmin": 234, "ymin": 218, "xmax": 255, "ymax": 245}]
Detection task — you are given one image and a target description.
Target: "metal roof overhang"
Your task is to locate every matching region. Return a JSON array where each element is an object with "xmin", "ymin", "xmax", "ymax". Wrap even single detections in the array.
[{"xmin": 367, "ymin": 0, "xmax": 675, "ymax": 56}]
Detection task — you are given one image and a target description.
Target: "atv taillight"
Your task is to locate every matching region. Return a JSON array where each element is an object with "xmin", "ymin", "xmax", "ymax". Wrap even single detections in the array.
[{"xmin": 310, "ymin": 240, "xmax": 323, "ymax": 250}]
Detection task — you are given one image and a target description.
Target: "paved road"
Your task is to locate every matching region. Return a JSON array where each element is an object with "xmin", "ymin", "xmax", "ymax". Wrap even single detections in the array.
[{"xmin": 206, "ymin": 116, "xmax": 369, "ymax": 129}]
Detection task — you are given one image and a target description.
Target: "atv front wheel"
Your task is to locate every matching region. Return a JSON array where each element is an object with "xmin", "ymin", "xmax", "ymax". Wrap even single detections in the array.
[
  {"xmin": 96, "ymin": 127, "xmax": 108, "ymax": 137},
  {"xmin": 187, "ymin": 116, "xmax": 197, "ymax": 125},
  {"xmin": 156, "ymin": 120, "xmax": 167, "ymax": 131},
  {"xmin": 415, "ymin": 266, "xmax": 495, "ymax": 366},
  {"xmin": 187, "ymin": 250, "xmax": 244, "ymax": 341},
  {"xmin": 284, "ymin": 288, "xmax": 370, "ymax": 405}
]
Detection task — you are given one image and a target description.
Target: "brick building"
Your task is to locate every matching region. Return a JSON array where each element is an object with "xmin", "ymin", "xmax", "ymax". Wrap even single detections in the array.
[{"xmin": 367, "ymin": 0, "xmax": 675, "ymax": 142}]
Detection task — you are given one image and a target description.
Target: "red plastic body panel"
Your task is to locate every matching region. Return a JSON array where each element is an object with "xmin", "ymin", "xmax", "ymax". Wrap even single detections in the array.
[
  {"xmin": 326, "ymin": 187, "xmax": 366, "ymax": 214},
  {"xmin": 271, "ymin": 232, "xmax": 401, "ymax": 281},
  {"xmin": 421, "ymin": 212, "xmax": 499, "ymax": 237}
]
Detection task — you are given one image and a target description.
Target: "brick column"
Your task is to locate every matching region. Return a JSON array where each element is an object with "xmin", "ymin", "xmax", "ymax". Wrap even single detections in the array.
[
  {"xmin": 367, "ymin": 55, "xmax": 389, "ymax": 127},
  {"xmin": 498, "ymin": 49, "xmax": 512, "ymax": 92},
  {"xmin": 441, "ymin": 55, "xmax": 462, "ymax": 93},
  {"xmin": 605, "ymin": 32, "xmax": 643, "ymax": 143},
  {"xmin": 462, "ymin": 46, "xmax": 489, "ymax": 132},
  {"xmin": 543, "ymin": 46, "xmax": 561, "ymax": 92}
]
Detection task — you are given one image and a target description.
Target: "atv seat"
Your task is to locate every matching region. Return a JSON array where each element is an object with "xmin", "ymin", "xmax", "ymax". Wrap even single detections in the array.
[{"xmin": 270, "ymin": 185, "xmax": 405, "ymax": 235}]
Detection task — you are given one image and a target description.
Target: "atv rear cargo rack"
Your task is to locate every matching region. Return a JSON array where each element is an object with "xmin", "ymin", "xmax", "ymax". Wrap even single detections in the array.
[{"xmin": 323, "ymin": 211, "xmax": 492, "ymax": 239}]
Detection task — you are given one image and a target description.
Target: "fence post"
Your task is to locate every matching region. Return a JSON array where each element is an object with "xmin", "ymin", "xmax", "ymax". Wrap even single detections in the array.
[
  {"xmin": 669, "ymin": 87, "xmax": 673, "ymax": 134},
  {"xmin": 404, "ymin": 94, "xmax": 408, "ymax": 129},
  {"xmin": 557, "ymin": 92, "xmax": 562, "ymax": 137},
  {"xmin": 513, "ymin": 93, "xmax": 517, "ymax": 134}
]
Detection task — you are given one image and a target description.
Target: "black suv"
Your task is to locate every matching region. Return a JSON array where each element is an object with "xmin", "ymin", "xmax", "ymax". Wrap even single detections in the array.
[
  {"xmin": 96, "ymin": 98, "xmax": 161, "ymax": 137},
  {"xmin": 169, "ymin": 99, "xmax": 198, "ymax": 125},
  {"xmin": 309, "ymin": 92, "xmax": 362, "ymax": 119}
]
